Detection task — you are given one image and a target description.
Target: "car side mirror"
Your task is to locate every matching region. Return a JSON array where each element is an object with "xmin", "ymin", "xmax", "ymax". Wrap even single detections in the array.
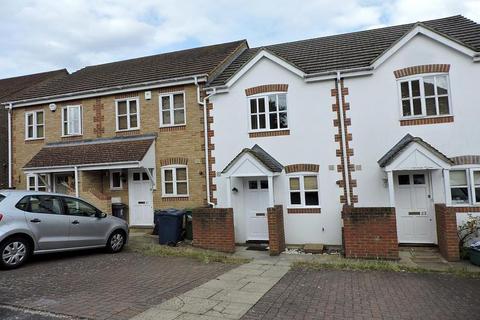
[{"xmin": 96, "ymin": 211, "xmax": 107, "ymax": 219}]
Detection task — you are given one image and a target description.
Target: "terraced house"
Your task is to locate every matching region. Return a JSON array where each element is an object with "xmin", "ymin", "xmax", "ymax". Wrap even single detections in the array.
[{"xmin": 2, "ymin": 40, "xmax": 247, "ymax": 226}]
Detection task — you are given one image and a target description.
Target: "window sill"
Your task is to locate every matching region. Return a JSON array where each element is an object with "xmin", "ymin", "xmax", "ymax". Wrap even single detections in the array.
[
  {"xmin": 400, "ymin": 115, "xmax": 453, "ymax": 126},
  {"xmin": 287, "ymin": 207, "xmax": 321, "ymax": 214},
  {"xmin": 25, "ymin": 138, "xmax": 44, "ymax": 143},
  {"xmin": 249, "ymin": 129, "xmax": 290, "ymax": 138},
  {"xmin": 161, "ymin": 196, "xmax": 190, "ymax": 201}
]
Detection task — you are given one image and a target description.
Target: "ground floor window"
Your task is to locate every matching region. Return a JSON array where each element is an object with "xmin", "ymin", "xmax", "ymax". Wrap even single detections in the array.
[
  {"xmin": 110, "ymin": 171, "xmax": 123, "ymax": 190},
  {"xmin": 26, "ymin": 174, "xmax": 50, "ymax": 192},
  {"xmin": 450, "ymin": 169, "xmax": 480, "ymax": 205},
  {"xmin": 288, "ymin": 175, "xmax": 320, "ymax": 207},
  {"xmin": 161, "ymin": 166, "xmax": 188, "ymax": 197}
]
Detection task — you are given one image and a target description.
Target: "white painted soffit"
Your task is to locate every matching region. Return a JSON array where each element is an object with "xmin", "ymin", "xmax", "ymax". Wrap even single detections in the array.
[
  {"xmin": 222, "ymin": 153, "xmax": 274, "ymax": 178},
  {"xmin": 384, "ymin": 142, "xmax": 452, "ymax": 172}
]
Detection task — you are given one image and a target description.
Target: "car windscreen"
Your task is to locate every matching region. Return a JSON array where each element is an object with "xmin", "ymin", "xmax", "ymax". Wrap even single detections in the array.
[{"xmin": 0, "ymin": 194, "xmax": 5, "ymax": 202}]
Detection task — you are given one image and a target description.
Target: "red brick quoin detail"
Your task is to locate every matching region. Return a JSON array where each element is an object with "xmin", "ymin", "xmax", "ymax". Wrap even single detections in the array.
[
  {"xmin": 93, "ymin": 98, "xmax": 105, "ymax": 138},
  {"xmin": 284, "ymin": 164, "xmax": 319, "ymax": 173},
  {"xmin": 267, "ymin": 205, "xmax": 286, "ymax": 256},
  {"xmin": 192, "ymin": 207, "xmax": 235, "ymax": 253},
  {"xmin": 342, "ymin": 206, "xmax": 399, "ymax": 260},
  {"xmin": 245, "ymin": 84, "xmax": 288, "ymax": 96},
  {"xmin": 249, "ymin": 129, "xmax": 290, "ymax": 138},
  {"xmin": 394, "ymin": 64, "xmax": 450, "ymax": 78},
  {"xmin": 400, "ymin": 116, "xmax": 454, "ymax": 126},
  {"xmin": 159, "ymin": 157, "xmax": 188, "ymax": 166}
]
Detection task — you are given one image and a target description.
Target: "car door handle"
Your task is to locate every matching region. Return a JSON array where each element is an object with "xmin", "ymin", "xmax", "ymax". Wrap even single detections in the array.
[
  {"xmin": 72, "ymin": 220, "xmax": 80, "ymax": 225},
  {"xmin": 30, "ymin": 218, "xmax": 41, "ymax": 223}
]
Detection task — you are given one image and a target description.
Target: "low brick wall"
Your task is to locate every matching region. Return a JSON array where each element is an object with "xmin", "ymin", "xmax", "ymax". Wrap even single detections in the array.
[
  {"xmin": 192, "ymin": 207, "xmax": 235, "ymax": 253},
  {"xmin": 342, "ymin": 206, "xmax": 399, "ymax": 260},
  {"xmin": 435, "ymin": 204, "xmax": 459, "ymax": 261},
  {"xmin": 267, "ymin": 205, "xmax": 286, "ymax": 256}
]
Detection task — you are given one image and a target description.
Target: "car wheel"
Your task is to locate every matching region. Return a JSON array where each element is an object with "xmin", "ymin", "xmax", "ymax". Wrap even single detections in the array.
[
  {"xmin": 0, "ymin": 237, "xmax": 31, "ymax": 270},
  {"xmin": 107, "ymin": 230, "xmax": 125, "ymax": 253}
]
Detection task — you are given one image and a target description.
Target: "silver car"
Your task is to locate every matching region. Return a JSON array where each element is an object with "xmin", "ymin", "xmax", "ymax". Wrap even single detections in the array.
[{"xmin": 0, "ymin": 190, "xmax": 129, "ymax": 269}]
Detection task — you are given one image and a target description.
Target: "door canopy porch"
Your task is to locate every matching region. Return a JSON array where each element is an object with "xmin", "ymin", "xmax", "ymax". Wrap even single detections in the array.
[{"xmin": 222, "ymin": 144, "xmax": 283, "ymax": 178}]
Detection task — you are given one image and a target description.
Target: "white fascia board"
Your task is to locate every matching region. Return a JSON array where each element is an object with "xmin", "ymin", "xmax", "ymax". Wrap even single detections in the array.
[
  {"xmin": 305, "ymin": 69, "xmax": 374, "ymax": 82},
  {"xmin": 372, "ymin": 25, "xmax": 478, "ymax": 69},
  {"xmin": 23, "ymin": 161, "xmax": 141, "ymax": 173},
  {"xmin": 384, "ymin": 142, "xmax": 451, "ymax": 172},
  {"xmin": 5, "ymin": 75, "xmax": 208, "ymax": 108},
  {"xmin": 224, "ymin": 50, "xmax": 305, "ymax": 88}
]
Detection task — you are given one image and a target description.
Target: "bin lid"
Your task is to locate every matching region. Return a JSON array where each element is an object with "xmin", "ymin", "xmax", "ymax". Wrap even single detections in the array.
[
  {"xmin": 156, "ymin": 208, "xmax": 185, "ymax": 217},
  {"xmin": 112, "ymin": 203, "xmax": 127, "ymax": 208}
]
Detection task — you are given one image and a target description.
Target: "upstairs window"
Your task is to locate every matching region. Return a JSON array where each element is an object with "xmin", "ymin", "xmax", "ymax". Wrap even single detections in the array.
[
  {"xmin": 399, "ymin": 75, "xmax": 450, "ymax": 118},
  {"xmin": 62, "ymin": 105, "xmax": 82, "ymax": 136},
  {"xmin": 249, "ymin": 93, "xmax": 288, "ymax": 131},
  {"xmin": 25, "ymin": 110, "xmax": 44, "ymax": 140},
  {"xmin": 288, "ymin": 175, "xmax": 320, "ymax": 207},
  {"xmin": 116, "ymin": 98, "xmax": 140, "ymax": 131},
  {"xmin": 160, "ymin": 92, "xmax": 185, "ymax": 126}
]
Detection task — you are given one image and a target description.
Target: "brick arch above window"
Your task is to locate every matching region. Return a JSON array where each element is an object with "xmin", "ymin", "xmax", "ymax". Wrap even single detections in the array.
[
  {"xmin": 159, "ymin": 157, "xmax": 188, "ymax": 166},
  {"xmin": 394, "ymin": 64, "xmax": 450, "ymax": 79},
  {"xmin": 245, "ymin": 84, "xmax": 288, "ymax": 96},
  {"xmin": 284, "ymin": 164, "xmax": 319, "ymax": 174}
]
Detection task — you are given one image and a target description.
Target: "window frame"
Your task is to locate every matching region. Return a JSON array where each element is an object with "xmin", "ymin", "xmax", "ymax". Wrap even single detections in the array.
[
  {"xmin": 61, "ymin": 105, "xmax": 83, "ymax": 136},
  {"xmin": 115, "ymin": 97, "xmax": 140, "ymax": 131},
  {"xmin": 110, "ymin": 170, "xmax": 123, "ymax": 190},
  {"xmin": 161, "ymin": 165, "xmax": 189, "ymax": 197},
  {"xmin": 397, "ymin": 73, "xmax": 453, "ymax": 120},
  {"xmin": 26, "ymin": 174, "xmax": 50, "ymax": 192},
  {"xmin": 471, "ymin": 169, "xmax": 480, "ymax": 205},
  {"xmin": 287, "ymin": 173, "xmax": 320, "ymax": 208},
  {"xmin": 159, "ymin": 91, "xmax": 186, "ymax": 127},
  {"xmin": 449, "ymin": 168, "xmax": 480, "ymax": 206},
  {"xmin": 247, "ymin": 92, "xmax": 288, "ymax": 133},
  {"xmin": 25, "ymin": 110, "xmax": 45, "ymax": 140}
]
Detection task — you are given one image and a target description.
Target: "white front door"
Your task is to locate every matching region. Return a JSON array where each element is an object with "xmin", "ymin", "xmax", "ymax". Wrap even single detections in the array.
[
  {"xmin": 244, "ymin": 178, "xmax": 269, "ymax": 241},
  {"xmin": 395, "ymin": 172, "xmax": 437, "ymax": 244},
  {"xmin": 128, "ymin": 170, "xmax": 154, "ymax": 226}
]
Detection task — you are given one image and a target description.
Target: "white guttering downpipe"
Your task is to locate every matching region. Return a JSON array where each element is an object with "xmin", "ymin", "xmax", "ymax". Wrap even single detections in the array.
[
  {"xmin": 6, "ymin": 103, "xmax": 13, "ymax": 188},
  {"xmin": 74, "ymin": 166, "xmax": 79, "ymax": 198},
  {"xmin": 336, "ymin": 71, "xmax": 351, "ymax": 206},
  {"xmin": 195, "ymin": 77, "xmax": 216, "ymax": 207}
]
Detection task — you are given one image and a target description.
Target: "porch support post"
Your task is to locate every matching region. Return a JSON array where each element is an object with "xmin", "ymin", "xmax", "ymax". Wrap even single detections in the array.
[
  {"xmin": 387, "ymin": 171, "xmax": 395, "ymax": 207},
  {"xmin": 443, "ymin": 169, "xmax": 451, "ymax": 206},
  {"xmin": 143, "ymin": 167, "xmax": 155, "ymax": 190},
  {"xmin": 268, "ymin": 176, "xmax": 274, "ymax": 207},
  {"xmin": 74, "ymin": 166, "xmax": 79, "ymax": 198},
  {"xmin": 226, "ymin": 177, "xmax": 232, "ymax": 207}
]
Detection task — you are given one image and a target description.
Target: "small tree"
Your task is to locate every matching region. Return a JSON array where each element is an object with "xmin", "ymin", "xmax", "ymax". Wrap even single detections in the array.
[{"xmin": 457, "ymin": 214, "xmax": 480, "ymax": 259}]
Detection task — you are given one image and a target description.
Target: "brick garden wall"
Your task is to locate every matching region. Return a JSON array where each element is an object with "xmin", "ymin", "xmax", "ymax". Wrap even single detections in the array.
[
  {"xmin": 267, "ymin": 205, "xmax": 286, "ymax": 256},
  {"xmin": 192, "ymin": 207, "xmax": 235, "ymax": 253},
  {"xmin": 435, "ymin": 204, "xmax": 459, "ymax": 262},
  {"xmin": 342, "ymin": 206, "xmax": 399, "ymax": 260}
]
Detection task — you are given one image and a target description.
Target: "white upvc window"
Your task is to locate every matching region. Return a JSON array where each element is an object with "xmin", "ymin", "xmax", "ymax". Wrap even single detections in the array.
[
  {"xmin": 62, "ymin": 105, "xmax": 82, "ymax": 136},
  {"xmin": 398, "ymin": 74, "xmax": 451, "ymax": 118},
  {"xmin": 472, "ymin": 170, "xmax": 480, "ymax": 205},
  {"xmin": 25, "ymin": 110, "xmax": 45, "ymax": 140},
  {"xmin": 116, "ymin": 98, "xmax": 140, "ymax": 131},
  {"xmin": 161, "ymin": 165, "xmax": 188, "ymax": 197},
  {"xmin": 27, "ymin": 174, "xmax": 50, "ymax": 192},
  {"xmin": 110, "ymin": 171, "xmax": 123, "ymax": 190},
  {"xmin": 288, "ymin": 174, "xmax": 320, "ymax": 207},
  {"xmin": 248, "ymin": 93, "xmax": 288, "ymax": 131},
  {"xmin": 159, "ymin": 92, "xmax": 185, "ymax": 127},
  {"xmin": 449, "ymin": 168, "xmax": 480, "ymax": 205}
]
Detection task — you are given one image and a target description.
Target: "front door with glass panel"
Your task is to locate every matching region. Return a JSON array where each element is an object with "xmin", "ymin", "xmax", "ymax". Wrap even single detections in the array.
[
  {"xmin": 395, "ymin": 172, "xmax": 436, "ymax": 244},
  {"xmin": 244, "ymin": 178, "xmax": 269, "ymax": 241},
  {"xmin": 128, "ymin": 170, "xmax": 154, "ymax": 226}
]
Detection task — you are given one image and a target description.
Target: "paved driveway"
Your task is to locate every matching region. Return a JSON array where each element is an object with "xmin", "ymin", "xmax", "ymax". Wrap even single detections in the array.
[
  {"xmin": 0, "ymin": 249, "xmax": 234, "ymax": 320},
  {"xmin": 242, "ymin": 269, "xmax": 480, "ymax": 320}
]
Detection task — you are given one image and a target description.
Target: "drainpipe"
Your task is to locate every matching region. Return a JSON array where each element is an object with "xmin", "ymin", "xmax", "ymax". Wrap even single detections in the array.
[
  {"xmin": 6, "ymin": 103, "xmax": 13, "ymax": 188},
  {"xmin": 336, "ymin": 72, "xmax": 351, "ymax": 205},
  {"xmin": 74, "ymin": 166, "xmax": 79, "ymax": 198},
  {"xmin": 195, "ymin": 77, "xmax": 217, "ymax": 207}
]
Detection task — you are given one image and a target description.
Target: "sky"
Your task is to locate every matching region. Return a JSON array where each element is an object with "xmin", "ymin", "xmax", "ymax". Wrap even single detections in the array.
[{"xmin": 0, "ymin": 0, "xmax": 479, "ymax": 79}]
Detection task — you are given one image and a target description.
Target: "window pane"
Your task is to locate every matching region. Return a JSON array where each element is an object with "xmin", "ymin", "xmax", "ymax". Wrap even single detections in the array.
[
  {"xmin": 162, "ymin": 110, "xmax": 171, "ymax": 125},
  {"xmin": 258, "ymin": 98, "xmax": 265, "ymax": 113},
  {"xmin": 260, "ymin": 180, "xmax": 268, "ymax": 189},
  {"xmin": 423, "ymin": 77, "xmax": 435, "ymax": 96},
  {"xmin": 269, "ymin": 113, "xmax": 278, "ymax": 129},
  {"xmin": 112, "ymin": 172, "xmax": 121, "ymax": 188},
  {"xmin": 250, "ymin": 99, "xmax": 257, "ymax": 113},
  {"xmin": 36, "ymin": 125, "xmax": 44, "ymax": 138},
  {"xmin": 438, "ymin": 97, "xmax": 449, "ymax": 115},
  {"xmin": 142, "ymin": 172, "xmax": 149, "ymax": 180},
  {"xmin": 173, "ymin": 94, "xmax": 184, "ymax": 109},
  {"xmin": 133, "ymin": 172, "xmax": 141, "ymax": 181},
  {"xmin": 174, "ymin": 109, "xmax": 185, "ymax": 125},
  {"xmin": 304, "ymin": 176, "xmax": 318, "ymax": 190},
  {"xmin": 118, "ymin": 116, "xmax": 128, "ymax": 130},
  {"xmin": 165, "ymin": 182, "xmax": 174, "ymax": 194},
  {"xmin": 289, "ymin": 177, "xmax": 300, "ymax": 190},
  {"xmin": 129, "ymin": 100, "xmax": 137, "ymax": 114},
  {"xmin": 402, "ymin": 100, "xmax": 411, "ymax": 117},
  {"xmin": 278, "ymin": 94, "xmax": 287, "ymax": 111},
  {"xmin": 28, "ymin": 126, "xmax": 34, "ymax": 138},
  {"xmin": 248, "ymin": 181, "xmax": 258, "ymax": 189},
  {"xmin": 411, "ymin": 80, "xmax": 420, "ymax": 97},
  {"xmin": 426, "ymin": 98, "xmax": 436, "ymax": 116},
  {"xmin": 436, "ymin": 76, "xmax": 448, "ymax": 95},
  {"xmin": 412, "ymin": 98, "xmax": 422, "ymax": 115},
  {"xmin": 177, "ymin": 182, "xmax": 188, "ymax": 195},
  {"xmin": 279, "ymin": 112, "xmax": 288, "ymax": 128},
  {"xmin": 29, "ymin": 196, "xmax": 62, "ymax": 215},
  {"xmin": 305, "ymin": 192, "xmax": 319, "ymax": 206},
  {"xmin": 36, "ymin": 112, "xmax": 43, "ymax": 124},
  {"xmin": 251, "ymin": 115, "xmax": 258, "ymax": 130},
  {"xmin": 259, "ymin": 114, "xmax": 266, "ymax": 128},
  {"xmin": 398, "ymin": 175, "xmax": 410, "ymax": 185},
  {"xmin": 413, "ymin": 174, "xmax": 425, "ymax": 185},
  {"xmin": 176, "ymin": 168, "xmax": 187, "ymax": 181},
  {"xmin": 118, "ymin": 101, "xmax": 127, "ymax": 115},
  {"xmin": 63, "ymin": 122, "xmax": 68, "ymax": 135},
  {"xmin": 476, "ymin": 188, "xmax": 480, "ymax": 203},
  {"xmin": 268, "ymin": 95, "xmax": 277, "ymax": 112},
  {"xmin": 290, "ymin": 192, "xmax": 301, "ymax": 205},
  {"xmin": 27, "ymin": 114, "xmax": 33, "ymax": 125},
  {"xmin": 164, "ymin": 169, "xmax": 173, "ymax": 182},
  {"xmin": 28, "ymin": 176, "xmax": 35, "ymax": 190},
  {"xmin": 474, "ymin": 172, "xmax": 480, "ymax": 185},
  {"xmin": 161, "ymin": 96, "xmax": 170, "ymax": 110},
  {"xmin": 450, "ymin": 171, "xmax": 467, "ymax": 186},
  {"xmin": 400, "ymin": 82, "xmax": 409, "ymax": 98},
  {"xmin": 451, "ymin": 187, "xmax": 469, "ymax": 204},
  {"xmin": 130, "ymin": 115, "xmax": 138, "ymax": 128}
]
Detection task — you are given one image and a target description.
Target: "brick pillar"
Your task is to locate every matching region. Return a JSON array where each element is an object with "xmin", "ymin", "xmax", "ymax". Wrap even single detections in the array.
[
  {"xmin": 342, "ymin": 205, "xmax": 399, "ymax": 260},
  {"xmin": 435, "ymin": 204, "xmax": 460, "ymax": 261},
  {"xmin": 192, "ymin": 207, "xmax": 235, "ymax": 253},
  {"xmin": 267, "ymin": 205, "xmax": 286, "ymax": 256}
]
